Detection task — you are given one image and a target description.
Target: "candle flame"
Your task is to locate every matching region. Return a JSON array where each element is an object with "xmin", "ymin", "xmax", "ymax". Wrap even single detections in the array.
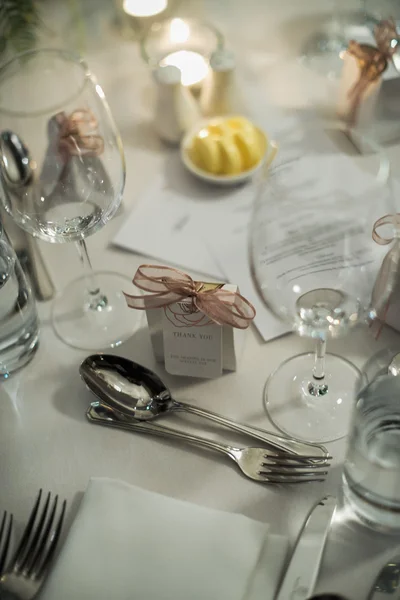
[
  {"xmin": 123, "ymin": 0, "xmax": 167, "ymax": 17},
  {"xmin": 169, "ymin": 18, "xmax": 190, "ymax": 44}
]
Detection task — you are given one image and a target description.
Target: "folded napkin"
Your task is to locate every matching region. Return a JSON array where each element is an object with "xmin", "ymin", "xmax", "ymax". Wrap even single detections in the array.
[{"xmin": 40, "ymin": 478, "xmax": 288, "ymax": 600}]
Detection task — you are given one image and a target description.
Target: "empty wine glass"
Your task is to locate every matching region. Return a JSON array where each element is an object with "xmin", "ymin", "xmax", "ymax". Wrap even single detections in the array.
[
  {"xmin": 301, "ymin": 0, "xmax": 370, "ymax": 76},
  {"xmin": 0, "ymin": 49, "xmax": 140, "ymax": 350},
  {"xmin": 250, "ymin": 124, "xmax": 398, "ymax": 443}
]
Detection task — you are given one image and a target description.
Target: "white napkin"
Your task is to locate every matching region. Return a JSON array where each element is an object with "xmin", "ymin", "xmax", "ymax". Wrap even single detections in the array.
[{"xmin": 40, "ymin": 478, "xmax": 288, "ymax": 600}]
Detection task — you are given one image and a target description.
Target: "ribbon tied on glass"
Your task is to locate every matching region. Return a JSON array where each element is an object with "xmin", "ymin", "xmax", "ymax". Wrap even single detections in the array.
[
  {"xmin": 340, "ymin": 18, "xmax": 399, "ymax": 126},
  {"xmin": 124, "ymin": 265, "xmax": 256, "ymax": 329},
  {"xmin": 371, "ymin": 213, "xmax": 400, "ymax": 338}
]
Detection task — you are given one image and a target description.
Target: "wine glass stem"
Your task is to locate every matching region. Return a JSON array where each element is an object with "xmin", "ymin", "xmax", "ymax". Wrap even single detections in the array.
[
  {"xmin": 309, "ymin": 337, "xmax": 328, "ymax": 396},
  {"xmin": 332, "ymin": 0, "xmax": 343, "ymax": 34},
  {"xmin": 76, "ymin": 239, "xmax": 108, "ymax": 311}
]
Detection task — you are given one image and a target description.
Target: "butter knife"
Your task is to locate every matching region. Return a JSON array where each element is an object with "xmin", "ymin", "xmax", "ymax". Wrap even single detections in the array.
[
  {"xmin": 369, "ymin": 555, "xmax": 400, "ymax": 598},
  {"xmin": 275, "ymin": 496, "xmax": 336, "ymax": 600}
]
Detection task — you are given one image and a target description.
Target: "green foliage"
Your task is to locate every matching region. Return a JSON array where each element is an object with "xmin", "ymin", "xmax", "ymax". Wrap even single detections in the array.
[{"xmin": 0, "ymin": 0, "xmax": 41, "ymax": 58}]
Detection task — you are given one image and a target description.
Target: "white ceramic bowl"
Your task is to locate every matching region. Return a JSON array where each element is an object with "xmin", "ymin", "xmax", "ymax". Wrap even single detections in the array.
[{"xmin": 180, "ymin": 118, "xmax": 271, "ymax": 186}]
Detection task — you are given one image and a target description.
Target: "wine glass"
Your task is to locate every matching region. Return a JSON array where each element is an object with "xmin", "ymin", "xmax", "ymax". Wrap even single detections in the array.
[
  {"xmin": 0, "ymin": 49, "xmax": 140, "ymax": 350},
  {"xmin": 250, "ymin": 124, "xmax": 398, "ymax": 443},
  {"xmin": 301, "ymin": 0, "xmax": 370, "ymax": 76}
]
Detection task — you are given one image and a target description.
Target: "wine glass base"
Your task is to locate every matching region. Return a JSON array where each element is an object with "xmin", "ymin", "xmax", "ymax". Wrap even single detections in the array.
[
  {"xmin": 52, "ymin": 271, "xmax": 142, "ymax": 351},
  {"xmin": 265, "ymin": 352, "xmax": 361, "ymax": 443}
]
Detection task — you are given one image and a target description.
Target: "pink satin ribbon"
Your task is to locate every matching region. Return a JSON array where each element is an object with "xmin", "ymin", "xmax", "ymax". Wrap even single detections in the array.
[
  {"xmin": 373, "ymin": 213, "xmax": 400, "ymax": 245},
  {"xmin": 56, "ymin": 109, "xmax": 104, "ymax": 158},
  {"xmin": 371, "ymin": 214, "xmax": 400, "ymax": 338},
  {"xmin": 124, "ymin": 265, "xmax": 256, "ymax": 329},
  {"xmin": 346, "ymin": 18, "xmax": 398, "ymax": 125}
]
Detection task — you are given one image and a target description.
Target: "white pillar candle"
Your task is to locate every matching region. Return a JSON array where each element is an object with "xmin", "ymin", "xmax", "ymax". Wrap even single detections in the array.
[{"xmin": 122, "ymin": 0, "xmax": 167, "ymax": 17}]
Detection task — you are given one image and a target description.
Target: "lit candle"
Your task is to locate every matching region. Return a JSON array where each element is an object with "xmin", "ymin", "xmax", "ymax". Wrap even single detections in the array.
[
  {"xmin": 123, "ymin": 0, "xmax": 167, "ymax": 18},
  {"xmin": 161, "ymin": 50, "xmax": 209, "ymax": 87},
  {"xmin": 156, "ymin": 19, "xmax": 209, "ymax": 87}
]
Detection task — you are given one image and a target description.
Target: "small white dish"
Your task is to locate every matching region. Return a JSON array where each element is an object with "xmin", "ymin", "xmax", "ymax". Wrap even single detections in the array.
[{"xmin": 180, "ymin": 118, "xmax": 275, "ymax": 186}]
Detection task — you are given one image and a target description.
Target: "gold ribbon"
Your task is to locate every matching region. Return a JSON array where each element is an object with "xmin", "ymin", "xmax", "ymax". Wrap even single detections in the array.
[
  {"xmin": 346, "ymin": 18, "xmax": 398, "ymax": 125},
  {"xmin": 124, "ymin": 265, "xmax": 256, "ymax": 330}
]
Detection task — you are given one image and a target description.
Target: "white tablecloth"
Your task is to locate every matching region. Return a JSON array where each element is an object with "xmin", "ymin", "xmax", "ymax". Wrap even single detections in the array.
[{"xmin": 2, "ymin": 1, "xmax": 400, "ymax": 598}]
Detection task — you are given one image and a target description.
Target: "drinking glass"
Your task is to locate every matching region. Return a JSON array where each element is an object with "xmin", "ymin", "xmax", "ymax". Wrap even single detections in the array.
[
  {"xmin": 0, "ymin": 49, "xmax": 140, "ymax": 350},
  {"xmin": 0, "ymin": 237, "xmax": 39, "ymax": 377},
  {"xmin": 250, "ymin": 124, "xmax": 397, "ymax": 443},
  {"xmin": 342, "ymin": 373, "xmax": 400, "ymax": 532}
]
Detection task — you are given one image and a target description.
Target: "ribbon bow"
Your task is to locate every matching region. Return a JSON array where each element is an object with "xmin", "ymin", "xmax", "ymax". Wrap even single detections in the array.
[
  {"xmin": 56, "ymin": 109, "xmax": 104, "ymax": 158},
  {"xmin": 347, "ymin": 18, "xmax": 398, "ymax": 125},
  {"xmin": 371, "ymin": 214, "xmax": 400, "ymax": 338},
  {"xmin": 123, "ymin": 265, "xmax": 256, "ymax": 329}
]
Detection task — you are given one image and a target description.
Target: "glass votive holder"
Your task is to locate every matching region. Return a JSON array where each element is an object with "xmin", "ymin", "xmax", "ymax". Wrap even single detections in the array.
[
  {"xmin": 140, "ymin": 18, "xmax": 224, "ymax": 89},
  {"xmin": 115, "ymin": 0, "xmax": 180, "ymax": 39}
]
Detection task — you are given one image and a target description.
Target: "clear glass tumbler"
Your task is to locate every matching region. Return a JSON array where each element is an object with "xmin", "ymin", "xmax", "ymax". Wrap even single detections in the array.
[
  {"xmin": 342, "ymin": 373, "xmax": 400, "ymax": 532},
  {"xmin": 0, "ymin": 238, "xmax": 39, "ymax": 378}
]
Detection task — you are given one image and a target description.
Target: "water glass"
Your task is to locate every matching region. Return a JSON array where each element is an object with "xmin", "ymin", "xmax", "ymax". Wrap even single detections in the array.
[
  {"xmin": 0, "ymin": 238, "xmax": 39, "ymax": 378},
  {"xmin": 342, "ymin": 373, "xmax": 400, "ymax": 532}
]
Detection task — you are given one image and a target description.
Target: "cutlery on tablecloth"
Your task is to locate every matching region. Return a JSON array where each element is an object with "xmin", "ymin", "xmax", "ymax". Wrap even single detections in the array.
[
  {"xmin": 275, "ymin": 496, "xmax": 336, "ymax": 599},
  {"xmin": 307, "ymin": 596, "xmax": 350, "ymax": 599},
  {"xmin": 368, "ymin": 554, "xmax": 400, "ymax": 598},
  {"xmin": 0, "ymin": 490, "xmax": 67, "ymax": 600},
  {"xmin": 0, "ymin": 510, "xmax": 13, "ymax": 576},
  {"xmin": 87, "ymin": 402, "xmax": 330, "ymax": 484},
  {"xmin": 0, "ymin": 132, "xmax": 55, "ymax": 302},
  {"xmin": 80, "ymin": 354, "xmax": 330, "ymax": 460}
]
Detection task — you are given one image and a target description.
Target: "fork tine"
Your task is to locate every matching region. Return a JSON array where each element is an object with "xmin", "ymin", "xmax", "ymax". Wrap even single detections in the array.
[
  {"xmin": 261, "ymin": 460, "xmax": 331, "ymax": 471},
  {"xmin": 12, "ymin": 489, "xmax": 42, "ymax": 571},
  {"xmin": 264, "ymin": 454, "xmax": 332, "ymax": 463},
  {"xmin": 259, "ymin": 468, "xmax": 329, "ymax": 477},
  {"xmin": 35, "ymin": 498, "xmax": 66, "ymax": 580},
  {"xmin": 18, "ymin": 491, "xmax": 51, "ymax": 574},
  {"xmin": 0, "ymin": 512, "xmax": 13, "ymax": 575},
  {"xmin": 25, "ymin": 493, "xmax": 56, "ymax": 577},
  {"xmin": 260, "ymin": 476, "xmax": 326, "ymax": 484}
]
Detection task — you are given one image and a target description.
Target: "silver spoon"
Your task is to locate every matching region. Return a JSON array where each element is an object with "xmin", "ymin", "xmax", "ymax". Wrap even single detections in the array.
[
  {"xmin": 388, "ymin": 353, "xmax": 400, "ymax": 377},
  {"xmin": 80, "ymin": 354, "xmax": 329, "ymax": 459}
]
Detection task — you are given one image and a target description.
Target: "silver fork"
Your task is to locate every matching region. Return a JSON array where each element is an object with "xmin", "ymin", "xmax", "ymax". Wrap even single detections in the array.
[
  {"xmin": 87, "ymin": 402, "xmax": 330, "ymax": 483},
  {"xmin": 0, "ymin": 490, "xmax": 67, "ymax": 600},
  {"xmin": 0, "ymin": 511, "xmax": 13, "ymax": 576}
]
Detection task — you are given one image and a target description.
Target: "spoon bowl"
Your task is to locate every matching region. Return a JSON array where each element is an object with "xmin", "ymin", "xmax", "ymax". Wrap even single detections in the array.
[{"xmin": 80, "ymin": 354, "xmax": 171, "ymax": 420}]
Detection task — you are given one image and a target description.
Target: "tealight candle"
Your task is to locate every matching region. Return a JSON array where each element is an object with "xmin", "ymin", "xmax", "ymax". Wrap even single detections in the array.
[
  {"xmin": 122, "ymin": 0, "xmax": 168, "ymax": 18},
  {"xmin": 141, "ymin": 18, "xmax": 223, "ymax": 89},
  {"xmin": 160, "ymin": 50, "xmax": 209, "ymax": 87}
]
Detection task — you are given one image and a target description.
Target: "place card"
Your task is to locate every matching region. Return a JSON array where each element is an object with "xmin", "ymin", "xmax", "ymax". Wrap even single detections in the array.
[{"xmin": 146, "ymin": 283, "xmax": 245, "ymax": 378}]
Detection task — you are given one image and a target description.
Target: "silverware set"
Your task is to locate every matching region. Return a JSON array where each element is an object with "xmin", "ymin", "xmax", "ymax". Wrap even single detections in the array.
[
  {"xmin": 0, "ymin": 490, "xmax": 66, "ymax": 600},
  {"xmin": 88, "ymin": 402, "xmax": 330, "ymax": 484},
  {"xmin": 81, "ymin": 354, "xmax": 332, "ymax": 484}
]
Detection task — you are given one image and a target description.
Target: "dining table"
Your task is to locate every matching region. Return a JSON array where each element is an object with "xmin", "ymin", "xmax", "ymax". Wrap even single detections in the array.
[{"xmin": 2, "ymin": 0, "xmax": 400, "ymax": 598}]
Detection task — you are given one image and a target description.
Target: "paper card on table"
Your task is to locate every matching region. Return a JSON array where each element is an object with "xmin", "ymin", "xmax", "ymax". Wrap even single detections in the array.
[
  {"xmin": 112, "ymin": 111, "xmax": 347, "ymax": 342},
  {"xmin": 113, "ymin": 170, "xmax": 224, "ymax": 280}
]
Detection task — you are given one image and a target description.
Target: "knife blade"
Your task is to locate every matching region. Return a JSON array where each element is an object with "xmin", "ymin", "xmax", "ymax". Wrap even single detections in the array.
[
  {"xmin": 275, "ymin": 495, "xmax": 336, "ymax": 600},
  {"xmin": 369, "ymin": 555, "xmax": 400, "ymax": 598}
]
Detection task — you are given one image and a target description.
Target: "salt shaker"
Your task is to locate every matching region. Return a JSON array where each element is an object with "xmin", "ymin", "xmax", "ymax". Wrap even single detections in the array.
[
  {"xmin": 200, "ymin": 49, "xmax": 243, "ymax": 117},
  {"xmin": 153, "ymin": 65, "xmax": 200, "ymax": 144}
]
